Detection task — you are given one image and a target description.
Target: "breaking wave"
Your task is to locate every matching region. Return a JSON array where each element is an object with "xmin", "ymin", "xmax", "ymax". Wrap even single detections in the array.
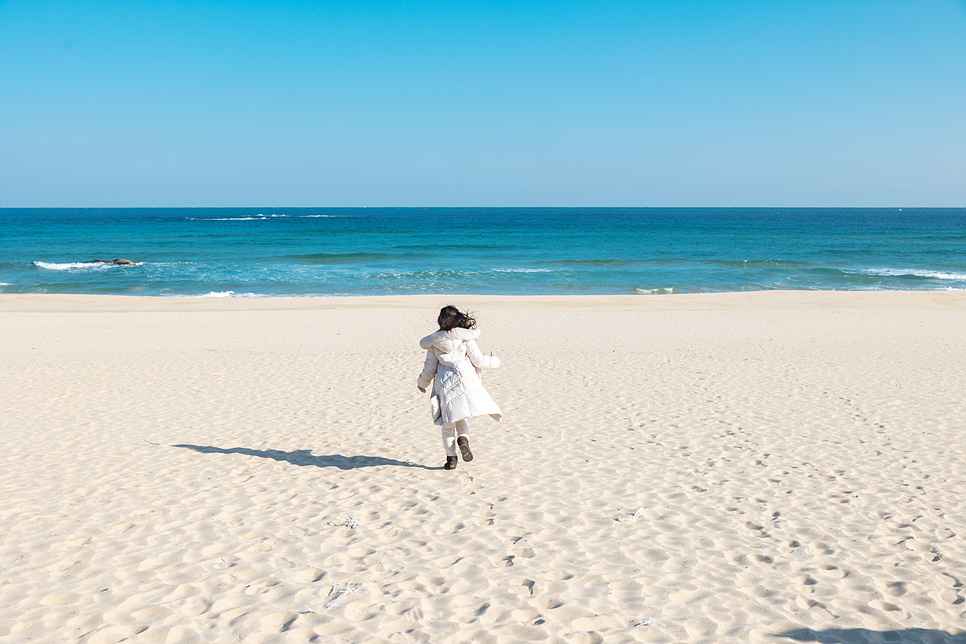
[
  {"xmin": 849, "ymin": 268, "xmax": 966, "ymax": 281},
  {"xmin": 32, "ymin": 261, "xmax": 138, "ymax": 271}
]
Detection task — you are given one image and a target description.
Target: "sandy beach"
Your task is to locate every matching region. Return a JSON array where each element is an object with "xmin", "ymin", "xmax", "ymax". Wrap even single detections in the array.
[{"xmin": 1, "ymin": 291, "xmax": 965, "ymax": 644}]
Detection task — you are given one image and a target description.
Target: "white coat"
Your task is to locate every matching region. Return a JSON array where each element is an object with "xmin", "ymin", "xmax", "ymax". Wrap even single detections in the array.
[{"xmin": 417, "ymin": 328, "xmax": 502, "ymax": 426}]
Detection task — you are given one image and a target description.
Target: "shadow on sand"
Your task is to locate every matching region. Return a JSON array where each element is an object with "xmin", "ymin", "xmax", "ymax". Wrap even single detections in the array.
[
  {"xmin": 173, "ymin": 444, "xmax": 439, "ymax": 470},
  {"xmin": 776, "ymin": 628, "xmax": 966, "ymax": 643}
]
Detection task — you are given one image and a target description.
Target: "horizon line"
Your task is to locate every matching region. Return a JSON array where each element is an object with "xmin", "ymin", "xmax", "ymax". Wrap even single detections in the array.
[{"xmin": 2, "ymin": 205, "xmax": 964, "ymax": 210}]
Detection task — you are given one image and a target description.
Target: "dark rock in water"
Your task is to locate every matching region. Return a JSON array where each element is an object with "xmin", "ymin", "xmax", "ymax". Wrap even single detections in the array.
[{"xmin": 91, "ymin": 259, "xmax": 136, "ymax": 266}]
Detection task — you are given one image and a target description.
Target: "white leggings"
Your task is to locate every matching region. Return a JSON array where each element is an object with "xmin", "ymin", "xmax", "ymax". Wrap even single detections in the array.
[{"xmin": 441, "ymin": 419, "xmax": 469, "ymax": 456}]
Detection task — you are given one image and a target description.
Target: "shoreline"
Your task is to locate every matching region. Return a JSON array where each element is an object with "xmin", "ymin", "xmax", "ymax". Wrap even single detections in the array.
[{"xmin": 2, "ymin": 289, "xmax": 966, "ymax": 313}]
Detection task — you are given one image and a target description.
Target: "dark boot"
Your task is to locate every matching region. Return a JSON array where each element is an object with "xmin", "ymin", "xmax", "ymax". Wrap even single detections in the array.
[
  {"xmin": 457, "ymin": 436, "xmax": 473, "ymax": 462},
  {"xmin": 444, "ymin": 456, "xmax": 458, "ymax": 470}
]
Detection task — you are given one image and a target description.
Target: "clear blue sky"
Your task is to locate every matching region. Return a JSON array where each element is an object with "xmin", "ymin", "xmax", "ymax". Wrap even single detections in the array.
[{"xmin": 1, "ymin": 0, "xmax": 964, "ymax": 207}]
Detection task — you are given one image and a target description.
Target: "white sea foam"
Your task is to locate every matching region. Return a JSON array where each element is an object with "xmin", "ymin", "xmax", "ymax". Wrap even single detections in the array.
[
  {"xmin": 636, "ymin": 287, "xmax": 675, "ymax": 294},
  {"xmin": 34, "ymin": 261, "xmax": 110, "ymax": 271},
  {"xmin": 192, "ymin": 291, "xmax": 260, "ymax": 298},
  {"xmin": 33, "ymin": 261, "xmax": 144, "ymax": 270},
  {"xmin": 491, "ymin": 268, "xmax": 555, "ymax": 273},
  {"xmin": 0, "ymin": 282, "xmax": 11, "ymax": 286},
  {"xmin": 853, "ymin": 268, "xmax": 966, "ymax": 281},
  {"xmin": 199, "ymin": 217, "xmax": 267, "ymax": 221}
]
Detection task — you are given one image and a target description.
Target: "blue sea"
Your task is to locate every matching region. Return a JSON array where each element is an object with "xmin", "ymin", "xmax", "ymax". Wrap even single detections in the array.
[{"xmin": 1, "ymin": 208, "xmax": 964, "ymax": 297}]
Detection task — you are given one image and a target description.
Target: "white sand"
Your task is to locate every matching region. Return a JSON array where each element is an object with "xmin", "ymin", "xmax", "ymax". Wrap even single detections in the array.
[{"xmin": 1, "ymin": 292, "xmax": 965, "ymax": 644}]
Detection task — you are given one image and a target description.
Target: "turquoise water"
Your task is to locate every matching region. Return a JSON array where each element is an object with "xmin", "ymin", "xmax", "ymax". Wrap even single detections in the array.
[{"xmin": 1, "ymin": 208, "xmax": 964, "ymax": 296}]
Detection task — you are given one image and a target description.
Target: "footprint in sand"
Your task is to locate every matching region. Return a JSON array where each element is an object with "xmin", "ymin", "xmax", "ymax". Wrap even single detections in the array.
[{"xmin": 816, "ymin": 563, "xmax": 846, "ymax": 578}]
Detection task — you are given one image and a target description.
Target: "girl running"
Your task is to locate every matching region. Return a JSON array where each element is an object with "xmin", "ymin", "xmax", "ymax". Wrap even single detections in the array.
[{"xmin": 417, "ymin": 306, "xmax": 502, "ymax": 470}]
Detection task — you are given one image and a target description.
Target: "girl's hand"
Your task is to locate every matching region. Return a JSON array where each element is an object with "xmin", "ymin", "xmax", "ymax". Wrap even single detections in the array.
[{"xmin": 417, "ymin": 386, "xmax": 426, "ymax": 393}]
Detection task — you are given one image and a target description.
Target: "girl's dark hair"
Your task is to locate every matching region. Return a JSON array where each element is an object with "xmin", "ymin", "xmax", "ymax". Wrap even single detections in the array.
[{"xmin": 438, "ymin": 305, "xmax": 476, "ymax": 331}]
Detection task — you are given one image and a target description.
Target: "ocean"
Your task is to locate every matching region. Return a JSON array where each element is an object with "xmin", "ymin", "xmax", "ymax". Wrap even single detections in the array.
[{"xmin": 1, "ymin": 208, "xmax": 964, "ymax": 297}]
